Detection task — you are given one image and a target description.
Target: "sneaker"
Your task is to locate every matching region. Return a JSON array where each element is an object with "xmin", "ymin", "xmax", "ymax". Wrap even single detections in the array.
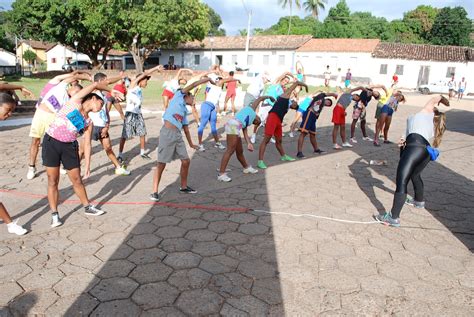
[
  {"xmin": 405, "ymin": 197, "xmax": 425, "ymax": 209},
  {"xmin": 243, "ymin": 166, "xmax": 258, "ymax": 174},
  {"xmin": 198, "ymin": 144, "xmax": 205, "ymax": 152},
  {"xmin": 115, "ymin": 165, "xmax": 131, "ymax": 176},
  {"xmin": 375, "ymin": 213, "xmax": 400, "ymax": 227},
  {"xmin": 296, "ymin": 152, "xmax": 305, "ymax": 159},
  {"xmin": 289, "ymin": 132, "xmax": 294, "ymax": 138},
  {"xmin": 180, "ymin": 186, "xmax": 197, "ymax": 194},
  {"xmin": 314, "ymin": 149, "xmax": 325, "ymax": 154},
  {"xmin": 350, "ymin": 138, "xmax": 358, "ymax": 144},
  {"xmin": 362, "ymin": 136, "xmax": 374, "ymax": 141},
  {"xmin": 141, "ymin": 153, "xmax": 152, "ymax": 160},
  {"xmin": 7, "ymin": 220, "xmax": 28, "ymax": 235},
  {"xmin": 150, "ymin": 192, "xmax": 160, "ymax": 202},
  {"xmin": 51, "ymin": 212, "xmax": 63, "ymax": 228},
  {"xmin": 373, "ymin": 141, "xmax": 381, "ymax": 147},
  {"xmin": 60, "ymin": 167, "xmax": 67, "ymax": 175},
  {"xmin": 270, "ymin": 137, "xmax": 276, "ymax": 144},
  {"xmin": 84, "ymin": 205, "xmax": 105, "ymax": 216},
  {"xmin": 342, "ymin": 142, "xmax": 353, "ymax": 148},
  {"xmin": 257, "ymin": 160, "xmax": 267, "ymax": 169},
  {"xmin": 281, "ymin": 154, "xmax": 296, "ymax": 162},
  {"xmin": 217, "ymin": 173, "xmax": 232, "ymax": 182},
  {"xmin": 215, "ymin": 142, "xmax": 226, "ymax": 150},
  {"xmin": 26, "ymin": 166, "xmax": 36, "ymax": 180},
  {"xmin": 383, "ymin": 140, "xmax": 392, "ymax": 144},
  {"xmin": 250, "ymin": 134, "xmax": 256, "ymax": 144},
  {"xmin": 333, "ymin": 144, "xmax": 342, "ymax": 150}
]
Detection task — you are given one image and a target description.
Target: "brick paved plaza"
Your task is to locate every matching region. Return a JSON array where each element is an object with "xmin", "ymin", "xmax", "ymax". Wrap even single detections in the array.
[{"xmin": 0, "ymin": 94, "xmax": 473, "ymax": 316}]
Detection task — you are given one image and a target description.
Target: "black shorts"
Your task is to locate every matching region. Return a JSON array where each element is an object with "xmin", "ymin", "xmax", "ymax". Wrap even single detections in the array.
[
  {"xmin": 42, "ymin": 133, "xmax": 80, "ymax": 170},
  {"xmin": 92, "ymin": 126, "xmax": 109, "ymax": 141}
]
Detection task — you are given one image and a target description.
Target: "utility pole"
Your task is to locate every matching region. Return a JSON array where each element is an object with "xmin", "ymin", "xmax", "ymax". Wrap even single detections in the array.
[{"xmin": 241, "ymin": 0, "xmax": 252, "ymax": 67}]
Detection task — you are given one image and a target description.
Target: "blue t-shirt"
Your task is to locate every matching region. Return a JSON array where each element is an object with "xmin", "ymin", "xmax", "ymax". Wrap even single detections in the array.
[
  {"xmin": 296, "ymin": 73, "xmax": 304, "ymax": 82},
  {"xmin": 264, "ymin": 84, "xmax": 284, "ymax": 107},
  {"xmin": 163, "ymin": 90, "xmax": 189, "ymax": 130},
  {"xmin": 298, "ymin": 97, "xmax": 312, "ymax": 112},
  {"xmin": 235, "ymin": 106, "xmax": 256, "ymax": 129}
]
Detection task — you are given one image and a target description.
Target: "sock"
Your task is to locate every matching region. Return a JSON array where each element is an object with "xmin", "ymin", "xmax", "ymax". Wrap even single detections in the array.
[
  {"xmin": 140, "ymin": 149, "xmax": 145, "ymax": 155},
  {"xmin": 118, "ymin": 152, "xmax": 123, "ymax": 157}
]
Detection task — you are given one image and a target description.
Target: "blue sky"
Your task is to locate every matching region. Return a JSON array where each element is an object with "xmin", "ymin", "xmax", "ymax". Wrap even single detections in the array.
[{"xmin": 1, "ymin": 0, "xmax": 472, "ymax": 35}]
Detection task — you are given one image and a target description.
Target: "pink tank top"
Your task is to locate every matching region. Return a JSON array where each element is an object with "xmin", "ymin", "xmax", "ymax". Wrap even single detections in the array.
[{"xmin": 47, "ymin": 102, "xmax": 90, "ymax": 143}]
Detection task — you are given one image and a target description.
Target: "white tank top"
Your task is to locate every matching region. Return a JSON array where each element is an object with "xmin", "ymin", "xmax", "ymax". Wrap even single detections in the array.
[{"xmin": 406, "ymin": 112, "xmax": 434, "ymax": 144}]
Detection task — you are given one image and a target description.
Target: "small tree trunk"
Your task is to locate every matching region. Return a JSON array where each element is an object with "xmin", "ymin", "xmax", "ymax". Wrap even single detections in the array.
[{"xmin": 131, "ymin": 51, "xmax": 144, "ymax": 73}]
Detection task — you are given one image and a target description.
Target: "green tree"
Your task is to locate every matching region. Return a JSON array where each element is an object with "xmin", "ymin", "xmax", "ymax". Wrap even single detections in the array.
[
  {"xmin": 0, "ymin": 10, "xmax": 14, "ymax": 52},
  {"xmin": 261, "ymin": 16, "xmax": 316, "ymax": 35},
  {"xmin": 23, "ymin": 49, "xmax": 37, "ymax": 66},
  {"xmin": 278, "ymin": 0, "xmax": 301, "ymax": 34},
  {"xmin": 429, "ymin": 7, "xmax": 472, "ymax": 46},
  {"xmin": 204, "ymin": 4, "xmax": 226, "ymax": 36},
  {"xmin": 303, "ymin": 0, "xmax": 327, "ymax": 20},
  {"xmin": 403, "ymin": 5, "xmax": 438, "ymax": 42}
]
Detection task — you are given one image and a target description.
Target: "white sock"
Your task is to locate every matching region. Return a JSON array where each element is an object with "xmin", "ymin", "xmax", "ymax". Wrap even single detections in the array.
[{"xmin": 140, "ymin": 149, "xmax": 145, "ymax": 155}]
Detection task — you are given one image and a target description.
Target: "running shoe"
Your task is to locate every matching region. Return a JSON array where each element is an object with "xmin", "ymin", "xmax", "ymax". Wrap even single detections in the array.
[
  {"xmin": 243, "ymin": 166, "xmax": 258, "ymax": 174},
  {"xmin": 333, "ymin": 144, "xmax": 342, "ymax": 150},
  {"xmin": 198, "ymin": 144, "xmax": 205, "ymax": 152},
  {"xmin": 350, "ymin": 138, "xmax": 358, "ymax": 144},
  {"xmin": 217, "ymin": 173, "xmax": 232, "ymax": 182},
  {"xmin": 257, "ymin": 160, "xmax": 267, "ymax": 169},
  {"xmin": 115, "ymin": 166, "xmax": 131, "ymax": 176},
  {"xmin": 288, "ymin": 132, "xmax": 294, "ymax": 138},
  {"xmin": 150, "ymin": 192, "xmax": 160, "ymax": 202},
  {"xmin": 405, "ymin": 197, "xmax": 425, "ymax": 209},
  {"xmin": 342, "ymin": 142, "xmax": 353, "ymax": 148},
  {"xmin": 362, "ymin": 136, "xmax": 374, "ymax": 141},
  {"xmin": 384, "ymin": 140, "xmax": 392, "ymax": 144},
  {"xmin": 84, "ymin": 205, "xmax": 105, "ymax": 216},
  {"xmin": 250, "ymin": 134, "xmax": 256, "ymax": 144},
  {"xmin": 51, "ymin": 212, "xmax": 63, "ymax": 228},
  {"xmin": 373, "ymin": 141, "xmax": 381, "ymax": 147},
  {"xmin": 375, "ymin": 213, "xmax": 400, "ymax": 227},
  {"xmin": 314, "ymin": 149, "xmax": 325, "ymax": 154},
  {"xmin": 141, "ymin": 153, "xmax": 152, "ymax": 160},
  {"xmin": 7, "ymin": 220, "xmax": 28, "ymax": 235},
  {"xmin": 281, "ymin": 154, "xmax": 296, "ymax": 161},
  {"xmin": 26, "ymin": 166, "xmax": 36, "ymax": 180},
  {"xmin": 215, "ymin": 142, "xmax": 226, "ymax": 150},
  {"xmin": 180, "ymin": 186, "xmax": 197, "ymax": 194},
  {"xmin": 296, "ymin": 152, "xmax": 305, "ymax": 159}
]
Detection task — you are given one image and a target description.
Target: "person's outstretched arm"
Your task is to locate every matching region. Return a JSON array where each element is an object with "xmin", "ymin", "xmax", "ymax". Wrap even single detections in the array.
[
  {"xmin": 274, "ymin": 71, "xmax": 294, "ymax": 84},
  {"xmin": 369, "ymin": 84, "xmax": 388, "ymax": 95},
  {"xmin": 349, "ymin": 86, "xmax": 366, "ymax": 94},
  {"xmin": 69, "ymin": 82, "xmax": 111, "ymax": 104},
  {"xmin": 0, "ymin": 83, "xmax": 35, "ymax": 98},
  {"xmin": 281, "ymin": 81, "xmax": 308, "ymax": 98},
  {"xmin": 183, "ymin": 125, "xmax": 199, "ymax": 150},
  {"xmin": 175, "ymin": 68, "xmax": 193, "ymax": 80},
  {"xmin": 250, "ymin": 95, "xmax": 275, "ymax": 111},
  {"xmin": 421, "ymin": 95, "xmax": 450, "ymax": 114},
  {"xmin": 182, "ymin": 77, "xmax": 212, "ymax": 94},
  {"xmin": 130, "ymin": 65, "xmax": 164, "ymax": 89}
]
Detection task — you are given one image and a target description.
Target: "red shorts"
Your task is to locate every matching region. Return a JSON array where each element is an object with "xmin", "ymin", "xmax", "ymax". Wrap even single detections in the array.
[
  {"xmin": 264, "ymin": 112, "xmax": 283, "ymax": 138},
  {"xmin": 332, "ymin": 104, "xmax": 346, "ymax": 125},
  {"xmin": 225, "ymin": 91, "xmax": 236, "ymax": 99},
  {"xmin": 162, "ymin": 89, "xmax": 174, "ymax": 99}
]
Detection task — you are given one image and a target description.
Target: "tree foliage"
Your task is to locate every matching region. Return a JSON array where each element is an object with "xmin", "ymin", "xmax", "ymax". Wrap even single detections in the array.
[
  {"xmin": 204, "ymin": 4, "xmax": 226, "ymax": 36},
  {"xmin": 0, "ymin": 10, "xmax": 14, "ymax": 51},
  {"xmin": 429, "ymin": 7, "xmax": 472, "ymax": 46},
  {"xmin": 23, "ymin": 49, "xmax": 37, "ymax": 65}
]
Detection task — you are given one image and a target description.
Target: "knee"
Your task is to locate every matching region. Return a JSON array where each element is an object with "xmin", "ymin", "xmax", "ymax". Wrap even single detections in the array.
[
  {"xmin": 70, "ymin": 174, "xmax": 83, "ymax": 187},
  {"xmin": 47, "ymin": 175, "xmax": 59, "ymax": 187}
]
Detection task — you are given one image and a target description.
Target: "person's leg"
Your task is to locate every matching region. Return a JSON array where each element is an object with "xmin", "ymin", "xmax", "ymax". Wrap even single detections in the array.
[
  {"xmin": 275, "ymin": 136, "xmax": 285, "ymax": 156},
  {"xmin": 210, "ymin": 107, "xmax": 219, "ymax": 143},
  {"xmin": 191, "ymin": 105, "xmax": 200, "ymax": 125},
  {"xmin": 340, "ymin": 124, "xmax": 347, "ymax": 143},
  {"xmin": 119, "ymin": 138, "xmax": 126, "ymax": 154},
  {"xmin": 140, "ymin": 136, "xmax": 146, "ymax": 151},
  {"xmin": 219, "ymin": 135, "xmax": 237, "ymax": 174},
  {"xmin": 223, "ymin": 96, "xmax": 230, "ymax": 112},
  {"xmin": 374, "ymin": 114, "xmax": 385, "ymax": 143},
  {"xmin": 198, "ymin": 103, "xmax": 211, "ymax": 144},
  {"xmin": 180, "ymin": 159, "xmax": 191, "ymax": 189},
  {"xmin": 360, "ymin": 119, "xmax": 368, "ymax": 138},
  {"xmin": 332, "ymin": 125, "xmax": 339, "ymax": 144},
  {"xmin": 350, "ymin": 119, "xmax": 357, "ymax": 139},
  {"xmin": 290, "ymin": 112, "xmax": 302, "ymax": 135},
  {"xmin": 258, "ymin": 135, "xmax": 272, "ymax": 161},
  {"xmin": 46, "ymin": 167, "xmax": 61, "ymax": 212},
  {"xmin": 231, "ymin": 95, "xmax": 236, "ymax": 114},
  {"xmin": 235, "ymin": 137, "xmax": 249, "ymax": 168},
  {"xmin": 100, "ymin": 138, "xmax": 120, "ymax": 168},
  {"xmin": 297, "ymin": 132, "xmax": 306, "ymax": 153},
  {"xmin": 152, "ymin": 162, "xmax": 167, "ymax": 193},
  {"xmin": 383, "ymin": 116, "xmax": 392, "ymax": 141},
  {"xmin": 66, "ymin": 168, "xmax": 90, "ymax": 206},
  {"xmin": 410, "ymin": 155, "xmax": 431, "ymax": 202},
  {"xmin": 309, "ymin": 134, "xmax": 318, "ymax": 151},
  {"xmin": 29, "ymin": 137, "xmax": 41, "ymax": 166},
  {"xmin": 0, "ymin": 203, "xmax": 12, "ymax": 224}
]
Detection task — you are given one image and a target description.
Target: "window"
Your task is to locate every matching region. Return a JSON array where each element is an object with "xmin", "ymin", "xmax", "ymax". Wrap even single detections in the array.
[
  {"xmin": 194, "ymin": 55, "xmax": 200, "ymax": 65},
  {"xmin": 446, "ymin": 67, "xmax": 456, "ymax": 78},
  {"xmin": 379, "ymin": 64, "xmax": 388, "ymax": 74},
  {"xmin": 169, "ymin": 56, "xmax": 174, "ymax": 64},
  {"xmin": 232, "ymin": 55, "xmax": 237, "ymax": 64},
  {"xmin": 263, "ymin": 55, "xmax": 269, "ymax": 65},
  {"xmin": 278, "ymin": 55, "xmax": 285, "ymax": 65},
  {"xmin": 247, "ymin": 55, "xmax": 253, "ymax": 65},
  {"xmin": 395, "ymin": 65, "xmax": 404, "ymax": 75},
  {"xmin": 51, "ymin": 58, "xmax": 56, "ymax": 63}
]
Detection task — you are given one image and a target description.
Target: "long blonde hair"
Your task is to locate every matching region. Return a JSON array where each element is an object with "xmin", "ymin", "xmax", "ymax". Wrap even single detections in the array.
[{"xmin": 432, "ymin": 109, "xmax": 446, "ymax": 147}]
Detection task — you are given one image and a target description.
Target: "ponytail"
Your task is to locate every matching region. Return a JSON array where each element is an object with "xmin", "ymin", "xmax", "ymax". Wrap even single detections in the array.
[{"xmin": 432, "ymin": 109, "xmax": 446, "ymax": 148}]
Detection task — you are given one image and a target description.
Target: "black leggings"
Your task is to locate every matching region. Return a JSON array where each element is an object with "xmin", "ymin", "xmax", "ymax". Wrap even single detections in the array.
[{"xmin": 390, "ymin": 133, "xmax": 430, "ymax": 219}]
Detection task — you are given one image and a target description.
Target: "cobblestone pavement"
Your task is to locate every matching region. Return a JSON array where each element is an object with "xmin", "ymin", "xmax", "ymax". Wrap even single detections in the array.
[{"xmin": 0, "ymin": 95, "xmax": 473, "ymax": 316}]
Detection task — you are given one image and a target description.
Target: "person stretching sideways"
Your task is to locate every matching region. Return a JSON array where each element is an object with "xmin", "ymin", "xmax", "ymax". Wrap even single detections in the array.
[
  {"xmin": 332, "ymin": 89, "xmax": 363, "ymax": 149},
  {"xmin": 296, "ymin": 92, "xmax": 337, "ymax": 158},
  {"xmin": 162, "ymin": 68, "xmax": 193, "ymax": 111},
  {"xmin": 222, "ymin": 71, "xmax": 239, "ymax": 116},
  {"xmin": 289, "ymin": 94, "xmax": 313, "ymax": 138},
  {"xmin": 376, "ymin": 95, "xmax": 449, "ymax": 227},
  {"xmin": 373, "ymin": 94, "xmax": 406, "ymax": 146},
  {"xmin": 43, "ymin": 82, "xmax": 113, "ymax": 227},
  {"xmin": 149, "ymin": 78, "xmax": 211, "ymax": 201},
  {"xmin": 217, "ymin": 96, "xmax": 274, "ymax": 182},
  {"xmin": 118, "ymin": 65, "xmax": 164, "ymax": 162},
  {"xmin": 0, "ymin": 93, "xmax": 28, "ymax": 235},
  {"xmin": 257, "ymin": 81, "xmax": 308, "ymax": 169}
]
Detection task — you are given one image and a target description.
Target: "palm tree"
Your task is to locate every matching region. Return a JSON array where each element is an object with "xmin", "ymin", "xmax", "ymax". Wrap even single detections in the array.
[
  {"xmin": 279, "ymin": 0, "xmax": 301, "ymax": 35},
  {"xmin": 303, "ymin": 0, "xmax": 327, "ymax": 20}
]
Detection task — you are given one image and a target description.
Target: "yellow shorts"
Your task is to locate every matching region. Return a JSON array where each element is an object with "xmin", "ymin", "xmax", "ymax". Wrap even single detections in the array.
[{"xmin": 29, "ymin": 108, "xmax": 55, "ymax": 138}]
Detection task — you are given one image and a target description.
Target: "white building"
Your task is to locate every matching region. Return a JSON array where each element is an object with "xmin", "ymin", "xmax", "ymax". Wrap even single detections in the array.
[{"xmin": 0, "ymin": 48, "xmax": 17, "ymax": 75}]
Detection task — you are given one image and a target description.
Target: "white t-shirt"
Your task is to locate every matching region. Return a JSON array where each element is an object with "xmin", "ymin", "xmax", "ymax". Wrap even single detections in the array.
[
  {"xmin": 88, "ymin": 91, "xmax": 108, "ymax": 127},
  {"xmin": 336, "ymin": 72, "xmax": 342, "ymax": 83},
  {"xmin": 125, "ymin": 86, "xmax": 143, "ymax": 114},
  {"xmin": 206, "ymin": 84, "xmax": 222, "ymax": 105},
  {"xmin": 406, "ymin": 112, "xmax": 434, "ymax": 144},
  {"xmin": 164, "ymin": 79, "xmax": 180, "ymax": 93},
  {"xmin": 246, "ymin": 75, "xmax": 265, "ymax": 99},
  {"xmin": 324, "ymin": 71, "xmax": 331, "ymax": 80},
  {"xmin": 42, "ymin": 82, "xmax": 69, "ymax": 113}
]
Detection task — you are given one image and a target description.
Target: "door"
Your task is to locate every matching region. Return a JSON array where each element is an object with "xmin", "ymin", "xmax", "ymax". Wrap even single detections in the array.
[
  {"xmin": 216, "ymin": 55, "xmax": 223, "ymax": 66},
  {"xmin": 417, "ymin": 66, "xmax": 430, "ymax": 86}
]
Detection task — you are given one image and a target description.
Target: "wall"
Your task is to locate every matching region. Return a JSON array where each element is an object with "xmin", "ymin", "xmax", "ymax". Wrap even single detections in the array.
[
  {"xmin": 46, "ymin": 45, "xmax": 91, "ymax": 71},
  {"xmin": 0, "ymin": 51, "xmax": 16, "ymax": 66},
  {"xmin": 16, "ymin": 43, "xmax": 47, "ymax": 68}
]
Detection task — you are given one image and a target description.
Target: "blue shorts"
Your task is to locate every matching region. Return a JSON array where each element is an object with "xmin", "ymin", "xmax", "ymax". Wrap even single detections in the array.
[
  {"xmin": 380, "ymin": 104, "xmax": 394, "ymax": 117},
  {"xmin": 299, "ymin": 110, "xmax": 317, "ymax": 134},
  {"xmin": 345, "ymin": 79, "xmax": 351, "ymax": 88},
  {"xmin": 458, "ymin": 88, "xmax": 464, "ymax": 93}
]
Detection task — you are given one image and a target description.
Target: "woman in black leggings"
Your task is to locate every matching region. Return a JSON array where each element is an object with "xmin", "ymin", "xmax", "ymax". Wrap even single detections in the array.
[{"xmin": 376, "ymin": 95, "xmax": 449, "ymax": 227}]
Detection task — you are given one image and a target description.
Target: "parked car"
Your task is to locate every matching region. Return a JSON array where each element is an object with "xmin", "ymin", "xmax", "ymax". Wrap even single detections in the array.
[
  {"xmin": 418, "ymin": 80, "xmax": 450, "ymax": 95},
  {"xmin": 62, "ymin": 60, "xmax": 93, "ymax": 71}
]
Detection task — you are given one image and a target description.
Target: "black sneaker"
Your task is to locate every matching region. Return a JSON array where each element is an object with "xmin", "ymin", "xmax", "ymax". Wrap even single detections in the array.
[
  {"xmin": 150, "ymin": 192, "xmax": 160, "ymax": 202},
  {"xmin": 314, "ymin": 148, "xmax": 325, "ymax": 154},
  {"xmin": 117, "ymin": 156, "xmax": 124, "ymax": 164},
  {"xmin": 84, "ymin": 205, "xmax": 105, "ymax": 216},
  {"xmin": 179, "ymin": 186, "xmax": 197, "ymax": 194},
  {"xmin": 296, "ymin": 152, "xmax": 305, "ymax": 159},
  {"xmin": 141, "ymin": 153, "xmax": 151, "ymax": 160}
]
